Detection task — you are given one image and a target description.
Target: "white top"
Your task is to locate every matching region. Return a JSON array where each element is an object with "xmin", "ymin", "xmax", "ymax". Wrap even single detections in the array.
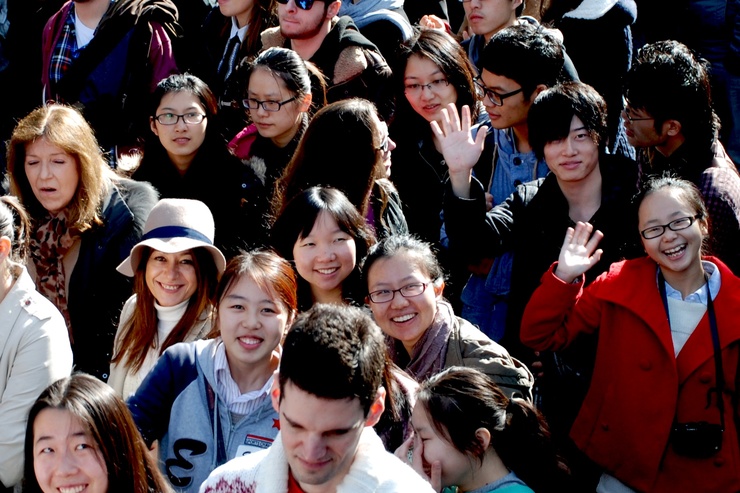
[
  {"xmin": 214, "ymin": 340, "xmax": 275, "ymax": 416},
  {"xmin": 74, "ymin": 12, "xmax": 96, "ymax": 48}
]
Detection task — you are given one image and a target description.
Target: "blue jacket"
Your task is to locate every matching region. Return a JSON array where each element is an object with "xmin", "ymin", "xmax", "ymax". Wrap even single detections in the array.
[{"xmin": 129, "ymin": 339, "xmax": 280, "ymax": 493}]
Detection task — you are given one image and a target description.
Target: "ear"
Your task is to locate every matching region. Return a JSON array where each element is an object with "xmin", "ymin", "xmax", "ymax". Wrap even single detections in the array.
[
  {"xmin": 0, "ymin": 236, "xmax": 11, "ymax": 264},
  {"xmin": 326, "ymin": 0, "xmax": 341, "ymax": 19},
  {"xmin": 150, "ymin": 116, "xmax": 159, "ymax": 136},
  {"xmin": 298, "ymin": 93, "xmax": 312, "ymax": 113},
  {"xmin": 662, "ymin": 119, "xmax": 682, "ymax": 137},
  {"xmin": 511, "ymin": 0, "xmax": 523, "ymax": 11},
  {"xmin": 474, "ymin": 427, "xmax": 491, "ymax": 451},
  {"xmin": 364, "ymin": 386, "xmax": 386, "ymax": 427},
  {"xmin": 529, "ymin": 84, "xmax": 547, "ymax": 102},
  {"xmin": 433, "ymin": 281, "xmax": 445, "ymax": 299},
  {"xmin": 270, "ymin": 374, "xmax": 281, "ymax": 412}
]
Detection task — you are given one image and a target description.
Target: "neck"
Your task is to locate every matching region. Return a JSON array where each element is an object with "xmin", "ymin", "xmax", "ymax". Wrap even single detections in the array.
[
  {"xmin": 483, "ymin": 17, "xmax": 516, "ymax": 44},
  {"xmin": 512, "ymin": 123, "xmax": 531, "ymax": 154},
  {"xmin": 235, "ymin": 8, "xmax": 253, "ymax": 29},
  {"xmin": 312, "ymin": 286, "xmax": 344, "ymax": 306},
  {"xmin": 460, "ymin": 450, "xmax": 511, "ymax": 492},
  {"xmin": 74, "ymin": 0, "xmax": 110, "ymax": 29},
  {"xmin": 168, "ymin": 153, "xmax": 195, "ymax": 176},
  {"xmin": 273, "ymin": 121, "xmax": 301, "ymax": 148},
  {"xmin": 654, "ymin": 133, "xmax": 686, "ymax": 158},
  {"xmin": 0, "ymin": 262, "xmax": 15, "ymax": 305},
  {"xmin": 661, "ymin": 260, "xmax": 707, "ymax": 299},
  {"xmin": 289, "ymin": 23, "xmax": 331, "ymax": 60},
  {"xmin": 226, "ymin": 349, "xmax": 278, "ymax": 394},
  {"xmin": 561, "ymin": 165, "xmax": 603, "ymax": 222}
]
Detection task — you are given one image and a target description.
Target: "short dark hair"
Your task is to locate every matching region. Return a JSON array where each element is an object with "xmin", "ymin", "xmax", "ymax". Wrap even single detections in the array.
[
  {"xmin": 528, "ymin": 81, "xmax": 608, "ymax": 159},
  {"xmin": 279, "ymin": 304, "xmax": 386, "ymax": 415},
  {"xmin": 625, "ymin": 40, "xmax": 717, "ymax": 152},
  {"xmin": 362, "ymin": 234, "xmax": 445, "ymax": 292},
  {"xmin": 480, "ymin": 23, "xmax": 565, "ymax": 98}
]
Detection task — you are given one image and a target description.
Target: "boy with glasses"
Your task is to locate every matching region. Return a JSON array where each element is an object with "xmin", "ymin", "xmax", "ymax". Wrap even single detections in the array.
[
  {"xmin": 260, "ymin": 0, "xmax": 392, "ymax": 119},
  {"xmin": 624, "ymin": 40, "xmax": 740, "ymax": 274}
]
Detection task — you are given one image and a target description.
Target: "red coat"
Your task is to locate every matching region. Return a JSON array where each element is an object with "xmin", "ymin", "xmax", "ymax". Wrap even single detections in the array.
[{"xmin": 521, "ymin": 257, "xmax": 740, "ymax": 493}]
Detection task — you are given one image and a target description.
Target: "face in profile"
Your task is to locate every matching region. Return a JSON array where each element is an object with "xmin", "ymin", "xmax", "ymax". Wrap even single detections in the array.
[
  {"xmin": 273, "ymin": 381, "xmax": 372, "ymax": 491},
  {"xmin": 218, "ymin": 274, "xmax": 292, "ymax": 374},
  {"xmin": 366, "ymin": 249, "xmax": 443, "ymax": 355},
  {"xmin": 150, "ymin": 91, "xmax": 209, "ymax": 172},
  {"xmin": 24, "ymin": 137, "xmax": 80, "ymax": 215},
  {"xmin": 145, "ymin": 249, "xmax": 198, "ymax": 307},
  {"xmin": 292, "ymin": 211, "xmax": 357, "ymax": 304},
  {"xmin": 32, "ymin": 408, "xmax": 109, "ymax": 493}
]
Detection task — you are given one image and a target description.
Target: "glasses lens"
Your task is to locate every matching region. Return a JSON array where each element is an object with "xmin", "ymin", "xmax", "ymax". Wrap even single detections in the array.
[
  {"xmin": 401, "ymin": 283, "xmax": 425, "ymax": 297},
  {"xmin": 642, "ymin": 227, "xmax": 663, "ymax": 239},
  {"xmin": 157, "ymin": 114, "xmax": 177, "ymax": 125},
  {"xmin": 183, "ymin": 113, "xmax": 204, "ymax": 124},
  {"xmin": 370, "ymin": 291, "xmax": 392, "ymax": 303},
  {"xmin": 297, "ymin": 0, "xmax": 315, "ymax": 9},
  {"xmin": 670, "ymin": 217, "xmax": 693, "ymax": 231},
  {"xmin": 263, "ymin": 101, "xmax": 280, "ymax": 112}
]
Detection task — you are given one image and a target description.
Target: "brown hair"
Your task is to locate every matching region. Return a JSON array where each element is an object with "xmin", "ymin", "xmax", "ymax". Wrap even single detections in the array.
[
  {"xmin": 208, "ymin": 249, "xmax": 298, "ymax": 338},
  {"xmin": 24, "ymin": 374, "xmax": 173, "ymax": 493},
  {"xmin": 8, "ymin": 104, "xmax": 111, "ymax": 232},
  {"xmin": 111, "ymin": 247, "xmax": 220, "ymax": 373}
]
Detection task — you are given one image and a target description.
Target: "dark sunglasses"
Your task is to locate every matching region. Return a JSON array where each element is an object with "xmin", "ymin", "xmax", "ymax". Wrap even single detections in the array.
[{"xmin": 275, "ymin": 0, "xmax": 318, "ymax": 10}]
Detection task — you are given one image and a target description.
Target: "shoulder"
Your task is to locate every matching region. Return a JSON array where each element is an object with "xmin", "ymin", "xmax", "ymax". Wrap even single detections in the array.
[
  {"xmin": 12, "ymin": 267, "xmax": 66, "ymax": 325},
  {"xmin": 261, "ymin": 26, "xmax": 285, "ymax": 49},
  {"xmin": 200, "ymin": 449, "xmax": 268, "ymax": 493},
  {"xmin": 335, "ymin": 45, "xmax": 371, "ymax": 82},
  {"xmin": 112, "ymin": 176, "xmax": 159, "ymax": 229}
]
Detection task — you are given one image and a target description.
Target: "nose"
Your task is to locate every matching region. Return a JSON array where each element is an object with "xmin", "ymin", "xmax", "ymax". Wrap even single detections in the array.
[
  {"xmin": 164, "ymin": 262, "xmax": 181, "ymax": 279},
  {"xmin": 389, "ymin": 290, "xmax": 409, "ymax": 309},
  {"xmin": 388, "ymin": 137, "xmax": 397, "ymax": 152},
  {"xmin": 562, "ymin": 138, "xmax": 576, "ymax": 155},
  {"xmin": 174, "ymin": 117, "xmax": 188, "ymax": 130},
  {"xmin": 39, "ymin": 161, "xmax": 54, "ymax": 179},
  {"xmin": 420, "ymin": 85, "xmax": 435, "ymax": 100},
  {"xmin": 284, "ymin": 0, "xmax": 298, "ymax": 12},
  {"xmin": 317, "ymin": 246, "xmax": 337, "ymax": 262},
  {"xmin": 56, "ymin": 450, "xmax": 79, "ymax": 475},
  {"xmin": 302, "ymin": 434, "xmax": 327, "ymax": 461}
]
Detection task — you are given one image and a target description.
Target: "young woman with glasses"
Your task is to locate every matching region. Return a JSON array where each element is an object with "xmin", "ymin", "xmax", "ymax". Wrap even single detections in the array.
[
  {"xmin": 521, "ymin": 176, "xmax": 740, "ymax": 493},
  {"xmin": 362, "ymin": 234, "xmax": 533, "ymax": 401},
  {"xmin": 131, "ymin": 74, "xmax": 245, "ymax": 255}
]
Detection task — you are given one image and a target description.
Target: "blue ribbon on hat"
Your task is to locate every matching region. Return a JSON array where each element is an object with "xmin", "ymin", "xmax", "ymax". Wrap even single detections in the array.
[{"xmin": 141, "ymin": 226, "xmax": 214, "ymax": 245}]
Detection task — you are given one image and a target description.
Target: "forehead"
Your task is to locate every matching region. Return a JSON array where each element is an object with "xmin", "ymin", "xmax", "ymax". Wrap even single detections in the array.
[
  {"xmin": 405, "ymin": 54, "xmax": 443, "ymax": 78},
  {"xmin": 25, "ymin": 136, "xmax": 71, "ymax": 157},
  {"xmin": 368, "ymin": 250, "xmax": 430, "ymax": 283},
  {"xmin": 34, "ymin": 408, "xmax": 89, "ymax": 437},
  {"xmin": 281, "ymin": 382, "xmax": 365, "ymax": 431},
  {"xmin": 249, "ymin": 67, "xmax": 290, "ymax": 93},
  {"xmin": 479, "ymin": 69, "xmax": 519, "ymax": 90},
  {"xmin": 638, "ymin": 187, "xmax": 694, "ymax": 220},
  {"xmin": 157, "ymin": 91, "xmax": 204, "ymax": 110}
]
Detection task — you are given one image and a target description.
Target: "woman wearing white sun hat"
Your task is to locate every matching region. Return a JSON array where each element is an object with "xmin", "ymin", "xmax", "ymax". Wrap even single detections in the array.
[{"xmin": 109, "ymin": 198, "xmax": 226, "ymax": 398}]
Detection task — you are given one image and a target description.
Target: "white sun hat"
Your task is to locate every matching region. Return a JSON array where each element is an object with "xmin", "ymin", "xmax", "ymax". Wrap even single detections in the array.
[{"xmin": 117, "ymin": 198, "xmax": 226, "ymax": 277}]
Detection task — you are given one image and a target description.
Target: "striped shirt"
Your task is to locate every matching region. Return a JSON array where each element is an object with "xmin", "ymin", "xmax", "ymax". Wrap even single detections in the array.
[{"xmin": 214, "ymin": 341, "xmax": 276, "ymax": 416}]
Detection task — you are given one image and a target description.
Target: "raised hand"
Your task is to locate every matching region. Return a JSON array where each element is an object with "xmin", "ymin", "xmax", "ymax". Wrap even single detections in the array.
[
  {"xmin": 394, "ymin": 433, "xmax": 442, "ymax": 492},
  {"xmin": 554, "ymin": 221, "xmax": 604, "ymax": 283}
]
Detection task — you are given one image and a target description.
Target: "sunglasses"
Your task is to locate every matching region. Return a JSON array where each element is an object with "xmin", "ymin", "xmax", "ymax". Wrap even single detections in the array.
[{"xmin": 276, "ymin": 0, "xmax": 319, "ymax": 10}]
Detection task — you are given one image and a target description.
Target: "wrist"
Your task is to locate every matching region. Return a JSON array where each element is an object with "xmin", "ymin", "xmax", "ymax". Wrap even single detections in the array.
[{"xmin": 449, "ymin": 171, "xmax": 472, "ymax": 199}]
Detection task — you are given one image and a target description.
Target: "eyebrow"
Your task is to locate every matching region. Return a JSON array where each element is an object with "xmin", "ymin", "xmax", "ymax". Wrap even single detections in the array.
[
  {"xmin": 35, "ymin": 431, "xmax": 87, "ymax": 444},
  {"xmin": 570, "ymin": 126, "xmax": 587, "ymax": 133},
  {"xmin": 282, "ymin": 412, "xmax": 359, "ymax": 435},
  {"xmin": 158, "ymin": 106, "xmax": 201, "ymax": 112},
  {"xmin": 223, "ymin": 293, "xmax": 277, "ymax": 305},
  {"xmin": 370, "ymin": 275, "xmax": 422, "ymax": 289},
  {"xmin": 404, "ymin": 70, "xmax": 443, "ymax": 82},
  {"xmin": 641, "ymin": 210, "xmax": 689, "ymax": 226}
]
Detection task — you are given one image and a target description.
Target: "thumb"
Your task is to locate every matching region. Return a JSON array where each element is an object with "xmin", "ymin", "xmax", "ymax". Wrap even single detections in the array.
[{"xmin": 430, "ymin": 461, "xmax": 443, "ymax": 492}]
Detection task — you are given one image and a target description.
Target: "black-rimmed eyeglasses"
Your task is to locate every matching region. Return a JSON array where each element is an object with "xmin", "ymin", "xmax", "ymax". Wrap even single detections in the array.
[
  {"xmin": 640, "ymin": 214, "xmax": 703, "ymax": 240},
  {"xmin": 243, "ymin": 96, "xmax": 297, "ymax": 112},
  {"xmin": 154, "ymin": 113, "xmax": 206, "ymax": 125},
  {"xmin": 474, "ymin": 78, "xmax": 523, "ymax": 106},
  {"xmin": 367, "ymin": 282, "xmax": 429, "ymax": 304}
]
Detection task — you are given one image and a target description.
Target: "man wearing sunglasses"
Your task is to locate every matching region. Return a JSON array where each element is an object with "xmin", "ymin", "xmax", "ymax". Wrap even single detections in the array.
[
  {"xmin": 260, "ymin": 0, "xmax": 392, "ymax": 119},
  {"xmin": 624, "ymin": 40, "xmax": 740, "ymax": 275}
]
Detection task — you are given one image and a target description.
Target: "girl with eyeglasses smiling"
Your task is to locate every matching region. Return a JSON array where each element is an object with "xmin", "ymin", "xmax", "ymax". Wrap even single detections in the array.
[
  {"xmin": 362, "ymin": 234, "xmax": 533, "ymax": 400},
  {"xmin": 132, "ymin": 74, "xmax": 245, "ymax": 255},
  {"xmin": 521, "ymin": 176, "xmax": 740, "ymax": 493}
]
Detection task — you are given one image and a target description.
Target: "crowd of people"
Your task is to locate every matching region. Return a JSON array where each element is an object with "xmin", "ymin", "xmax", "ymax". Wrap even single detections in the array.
[{"xmin": 0, "ymin": 0, "xmax": 739, "ymax": 492}]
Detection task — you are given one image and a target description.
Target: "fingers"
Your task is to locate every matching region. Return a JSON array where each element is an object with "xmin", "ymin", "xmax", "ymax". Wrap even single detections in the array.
[
  {"xmin": 394, "ymin": 435, "xmax": 413, "ymax": 462},
  {"xmin": 475, "ymin": 124, "xmax": 487, "ymax": 149},
  {"xmin": 585, "ymin": 229, "xmax": 605, "ymax": 254},
  {"xmin": 561, "ymin": 226, "xmax": 575, "ymax": 250},
  {"xmin": 430, "ymin": 120, "xmax": 443, "ymax": 139},
  {"xmin": 429, "ymin": 461, "xmax": 443, "ymax": 492}
]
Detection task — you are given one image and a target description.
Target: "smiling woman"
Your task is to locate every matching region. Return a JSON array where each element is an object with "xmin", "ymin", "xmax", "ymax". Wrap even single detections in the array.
[
  {"xmin": 128, "ymin": 249, "xmax": 297, "ymax": 493},
  {"xmin": 7, "ymin": 104, "xmax": 158, "ymax": 382},
  {"xmin": 108, "ymin": 199, "xmax": 225, "ymax": 398}
]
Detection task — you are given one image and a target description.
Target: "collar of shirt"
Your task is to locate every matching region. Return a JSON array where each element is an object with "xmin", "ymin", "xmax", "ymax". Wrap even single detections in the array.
[
  {"xmin": 663, "ymin": 260, "xmax": 721, "ymax": 304},
  {"xmin": 229, "ymin": 18, "xmax": 249, "ymax": 43},
  {"xmin": 214, "ymin": 340, "xmax": 277, "ymax": 409}
]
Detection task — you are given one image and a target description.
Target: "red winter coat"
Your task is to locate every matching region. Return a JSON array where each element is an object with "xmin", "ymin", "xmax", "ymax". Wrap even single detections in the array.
[{"xmin": 521, "ymin": 256, "xmax": 740, "ymax": 493}]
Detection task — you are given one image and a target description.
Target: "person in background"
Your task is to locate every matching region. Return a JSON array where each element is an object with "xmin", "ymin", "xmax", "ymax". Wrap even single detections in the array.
[
  {"xmin": 131, "ymin": 74, "xmax": 245, "ymax": 256},
  {"xmin": 23, "ymin": 373, "xmax": 173, "ymax": 493},
  {"xmin": 271, "ymin": 186, "xmax": 375, "ymax": 310},
  {"xmin": 41, "ymin": 0, "xmax": 180, "ymax": 164},
  {"xmin": 7, "ymin": 104, "xmax": 157, "ymax": 382},
  {"xmin": 109, "ymin": 199, "xmax": 225, "ymax": 398},
  {"xmin": 0, "ymin": 196, "xmax": 72, "ymax": 491},
  {"xmin": 129, "ymin": 249, "xmax": 297, "ymax": 493},
  {"xmin": 521, "ymin": 176, "xmax": 740, "ymax": 493},
  {"xmin": 200, "ymin": 303, "xmax": 437, "ymax": 493}
]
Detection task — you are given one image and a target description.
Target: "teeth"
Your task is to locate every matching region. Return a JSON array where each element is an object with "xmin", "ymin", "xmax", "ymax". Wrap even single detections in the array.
[
  {"xmin": 160, "ymin": 284, "xmax": 181, "ymax": 291},
  {"xmin": 317, "ymin": 268, "xmax": 338, "ymax": 275},
  {"xmin": 392, "ymin": 314, "xmax": 414, "ymax": 323},
  {"xmin": 239, "ymin": 337, "xmax": 261, "ymax": 345},
  {"xmin": 59, "ymin": 486, "xmax": 85, "ymax": 493},
  {"xmin": 664, "ymin": 245, "xmax": 686, "ymax": 256}
]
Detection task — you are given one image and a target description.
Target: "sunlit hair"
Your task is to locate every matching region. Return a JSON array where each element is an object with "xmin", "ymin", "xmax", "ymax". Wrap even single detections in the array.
[
  {"xmin": 208, "ymin": 249, "xmax": 298, "ymax": 338},
  {"xmin": 272, "ymin": 99, "xmax": 384, "ymax": 217},
  {"xmin": 362, "ymin": 234, "xmax": 445, "ymax": 292},
  {"xmin": 417, "ymin": 367, "xmax": 567, "ymax": 493},
  {"xmin": 111, "ymin": 247, "xmax": 220, "ymax": 373},
  {"xmin": 271, "ymin": 187, "xmax": 376, "ymax": 310},
  {"xmin": 7, "ymin": 104, "xmax": 110, "ymax": 231},
  {"xmin": 393, "ymin": 28, "xmax": 479, "ymax": 133},
  {"xmin": 0, "ymin": 196, "xmax": 31, "ymax": 265},
  {"xmin": 528, "ymin": 81, "xmax": 608, "ymax": 159},
  {"xmin": 279, "ymin": 303, "xmax": 386, "ymax": 415},
  {"xmin": 23, "ymin": 374, "xmax": 173, "ymax": 493}
]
